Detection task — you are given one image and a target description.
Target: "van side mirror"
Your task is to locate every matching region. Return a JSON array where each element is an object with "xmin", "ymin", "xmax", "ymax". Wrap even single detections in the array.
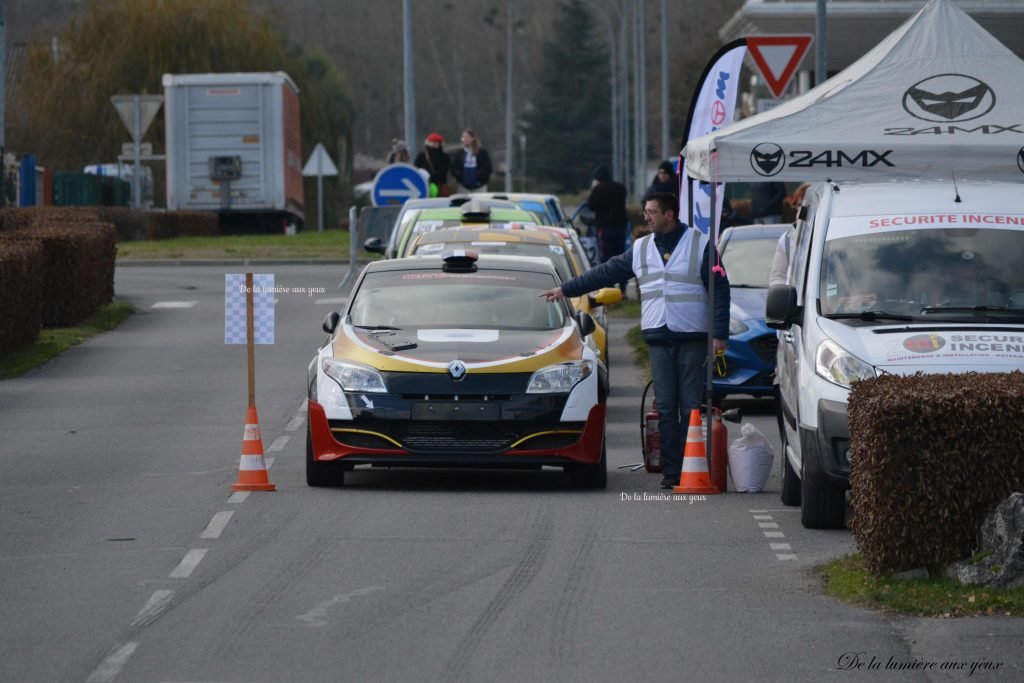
[
  {"xmin": 577, "ymin": 311, "xmax": 596, "ymax": 338},
  {"xmin": 364, "ymin": 237, "xmax": 385, "ymax": 254},
  {"xmin": 765, "ymin": 285, "xmax": 800, "ymax": 330},
  {"xmin": 322, "ymin": 311, "xmax": 341, "ymax": 334}
]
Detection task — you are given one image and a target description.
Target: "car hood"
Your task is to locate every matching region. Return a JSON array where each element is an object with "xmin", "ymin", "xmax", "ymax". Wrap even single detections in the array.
[
  {"xmin": 729, "ymin": 287, "xmax": 768, "ymax": 323},
  {"xmin": 332, "ymin": 324, "xmax": 583, "ymax": 373},
  {"xmin": 817, "ymin": 318, "xmax": 1024, "ymax": 373}
]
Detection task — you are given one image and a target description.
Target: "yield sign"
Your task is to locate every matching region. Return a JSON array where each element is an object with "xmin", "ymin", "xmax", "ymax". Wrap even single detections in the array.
[
  {"xmin": 746, "ymin": 35, "xmax": 813, "ymax": 99},
  {"xmin": 110, "ymin": 95, "xmax": 164, "ymax": 137},
  {"xmin": 302, "ymin": 143, "xmax": 339, "ymax": 176}
]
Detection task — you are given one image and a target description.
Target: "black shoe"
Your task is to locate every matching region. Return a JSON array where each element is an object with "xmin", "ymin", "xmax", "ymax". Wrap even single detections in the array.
[{"xmin": 660, "ymin": 477, "xmax": 676, "ymax": 490}]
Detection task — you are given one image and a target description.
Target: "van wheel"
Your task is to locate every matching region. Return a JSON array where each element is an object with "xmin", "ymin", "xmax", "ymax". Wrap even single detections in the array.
[
  {"xmin": 567, "ymin": 442, "xmax": 607, "ymax": 489},
  {"xmin": 780, "ymin": 432, "xmax": 801, "ymax": 506},
  {"xmin": 800, "ymin": 458, "xmax": 844, "ymax": 528},
  {"xmin": 306, "ymin": 426, "xmax": 345, "ymax": 487}
]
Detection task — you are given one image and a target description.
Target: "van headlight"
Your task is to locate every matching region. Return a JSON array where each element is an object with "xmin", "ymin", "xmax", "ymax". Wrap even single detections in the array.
[
  {"xmin": 729, "ymin": 318, "xmax": 749, "ymax": 336},
  {"xmin": 526, "ymin": 360, "xmax": 593, "ymax": 394},
  {"xmin": 322, "ymin": 359, "xmax": 388, "ymax": 393},
  {"xmin": 815, "ymin": 339, "xmax": 875, "ymax": 389}
]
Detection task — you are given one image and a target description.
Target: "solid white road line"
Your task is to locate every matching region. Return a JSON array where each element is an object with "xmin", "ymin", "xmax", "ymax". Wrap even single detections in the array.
[
  {"xmin": 268, "ymin": 436, "xmax": 289, "ymax": 452},
  {"xmin": 227, "ymin": 491, "xmax": 250, "ymax": 503},
  {"xmin": 169, "ymin": 549, "xmax": 208, "ymax": 578},
  {"xmin": 132, "ymin": 590, "xmax": 174, "ymax": 628},
  {"xmin": 200, "ymin": 511, "xmax": 234, "ymax": 539},
  {"xmin": 86, "ymin": 642, "xmax": 137, "ymax": 683}
]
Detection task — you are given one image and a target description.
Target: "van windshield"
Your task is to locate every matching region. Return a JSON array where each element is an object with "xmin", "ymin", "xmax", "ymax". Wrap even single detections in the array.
[{"xmin": 820, "ymin": 228, "xmax": 1024, "ymax": 322}]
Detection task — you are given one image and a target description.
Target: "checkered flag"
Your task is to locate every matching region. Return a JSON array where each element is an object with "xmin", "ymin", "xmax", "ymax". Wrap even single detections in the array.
[{"xmin": 225, "ymin": 274, "xmax": 275, "ymax": 344}]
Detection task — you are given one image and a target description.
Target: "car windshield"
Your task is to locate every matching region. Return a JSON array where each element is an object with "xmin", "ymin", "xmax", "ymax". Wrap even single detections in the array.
[
  {"xmin": 350, "ymin": 269, "xmax": 567, "ymax": 330},
  {"xmin": 721, "ymin": 236, "xmax": 779, "ymax": 288},
  {"xmin": 819, "ymin": 228, "xmax": 1024, "ymax": 321},
  {"xmin": 412, "ymin": 241, "xmax": 573, "ymax": 282}
]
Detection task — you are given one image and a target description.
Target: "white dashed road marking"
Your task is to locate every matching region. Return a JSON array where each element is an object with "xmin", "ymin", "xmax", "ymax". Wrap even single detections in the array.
[
  {"xmin": 750, "ymin": 511, "xmax": 798, "ymax": 561},
  {"xmin": 169, "ymin": 549, "xmax": 208, "ymax": 578},
  {"xmin": 151, "ymin": 301, "xmax": 197, "ymax": 309},
  {"xmin": 227, "ymin": 491, "xmax": 250, "ymax": 504},
  {"xmin": 132, "ymin": 590, "xmax": 174, "ymax": 628},
  {"xmin": 86, "ymin": 642, "xmax": 137, "ymax": 683},
  {"xmin": 268, "ymin": 436, "xmax": 289, "ymax": 452},
  {"xmin": 200, "ymin": 511, "xmax": 234, "ymax": 539}
]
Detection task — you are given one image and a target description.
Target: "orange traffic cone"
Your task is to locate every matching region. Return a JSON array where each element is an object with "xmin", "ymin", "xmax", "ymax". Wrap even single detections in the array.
[
  {"xmin": 232, "ymin": 406, "xmax": 276, "ymax": 491},
  {"xmin": 673, "ymin": 409, "xmax": 720, "ymax": 495}
]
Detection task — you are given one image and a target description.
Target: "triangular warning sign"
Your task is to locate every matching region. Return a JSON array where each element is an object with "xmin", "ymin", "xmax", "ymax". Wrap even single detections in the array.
[
  {"xmin": 111, "ymin": 95, "xmax": 164, "ymax": 138},
  {"xmin": 747, "ymin": 35, "xmax": 814, "ymax": 99}
]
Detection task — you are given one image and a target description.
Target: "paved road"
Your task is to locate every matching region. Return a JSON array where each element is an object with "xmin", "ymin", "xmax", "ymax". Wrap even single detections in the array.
[{"xmin": 0, "ymin": 264, "xmax": 1019, "ymax": 682}]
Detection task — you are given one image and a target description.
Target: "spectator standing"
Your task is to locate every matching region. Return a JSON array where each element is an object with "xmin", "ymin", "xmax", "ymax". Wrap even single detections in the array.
[
  {"xmin": 387, "ymin": 138, "xmax": 411, "ymax": 164},
  {"xmin": 643, "ymin": 160, "xmax": 677, "ymax": 202},
  {"xmin": 541, "ymin": 192, "xmax": 730, "ymax": 489},
  {"xmin": 587, "ymin": 166, "xmax": 630, "ymax": 292},
  {"xmin": 750, "ymin": 181, "xmax": 787, "ymax": 224},
  {"xmin": 451, "ymin": 129, "xmax": 492, "ymax": 193},
  {"xmin": 415, "ymin": 133, "xmax": 452, "ymax": 197}
]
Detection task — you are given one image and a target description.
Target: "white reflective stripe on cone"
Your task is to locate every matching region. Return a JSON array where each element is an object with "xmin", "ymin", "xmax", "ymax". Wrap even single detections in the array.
[
  {"xmin": 239, "ymin": 455, "xmax": 268, "ymax": 471},
  {"xmin": 682, "ymin": 457, "xmax": 709, "ymax": 472},
  {"xmin": 687, "ymin": 426, "xmax": 702, "ymax": 439},
  {"xmin": 243, "ymin": 425, "xmax": 261, "ymax": 440}
]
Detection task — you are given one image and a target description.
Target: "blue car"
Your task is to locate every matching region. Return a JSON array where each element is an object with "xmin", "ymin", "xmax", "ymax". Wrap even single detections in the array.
[{"xmin": 713, "ymin": 224, "xmax": 791, "ymax": 402}]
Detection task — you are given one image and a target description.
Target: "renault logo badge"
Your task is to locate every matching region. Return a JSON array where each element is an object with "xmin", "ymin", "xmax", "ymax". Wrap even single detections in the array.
[{"xmin": 448, "ymin": 360, "xmax": 467, "ymax": 380}]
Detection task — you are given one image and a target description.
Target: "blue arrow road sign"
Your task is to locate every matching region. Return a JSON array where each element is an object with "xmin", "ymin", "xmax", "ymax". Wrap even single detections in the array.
[{"xmin": 371, "ymin": 163, "xmax": 429, "ymax": 207}]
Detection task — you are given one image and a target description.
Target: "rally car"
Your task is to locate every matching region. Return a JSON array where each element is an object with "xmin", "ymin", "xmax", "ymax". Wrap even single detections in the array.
[{"xmin": 306, "ymin": 251, "xmax": 609, "ymax": 488}]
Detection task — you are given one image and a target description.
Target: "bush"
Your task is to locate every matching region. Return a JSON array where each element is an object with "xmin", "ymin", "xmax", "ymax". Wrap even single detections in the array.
[
  {"xmin": 849, "ymin": 372, "xmax": 1024, "ymax": 576},
  {"xmin": 0, "ymin": 241, "xmax": 45, "ymax": 353},
  {"xmin": 93, "ymin": 207, "xmax": 150, "ymax": 242}
]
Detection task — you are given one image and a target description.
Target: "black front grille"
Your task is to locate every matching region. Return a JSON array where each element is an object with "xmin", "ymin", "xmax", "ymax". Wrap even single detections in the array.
[
  {"xmin": 329, "ymin": 419, "xmax": 584, "ymax": 454},
  {"xmin": 749, "ymin": 334, "xmax": 778, "ymax": 365}
]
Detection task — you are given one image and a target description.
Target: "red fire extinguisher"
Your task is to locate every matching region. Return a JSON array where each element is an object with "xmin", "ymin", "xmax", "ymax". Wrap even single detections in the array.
[{"xmin": 640, "ymin": 380, "xmax": 662, "ymax": 473}]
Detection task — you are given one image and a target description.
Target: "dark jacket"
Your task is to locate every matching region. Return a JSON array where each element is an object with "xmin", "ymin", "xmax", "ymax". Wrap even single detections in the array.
[
  {"xmin": 643, "ymin": 175, "xmax": 677, "ymax": 203},
  {"xmin": 750, "ymin": 182, "xmax": 787, "ymax": 218},
  {"xmin": 586, "ymin": 180, "xmax": 628, "ymax": 231},
  {"xmin": 560, "ymin": 222, "xmax": 730, "ymax": 344},
  {"xmin": 451, "ymin": 147, "xmax": 492, "ymax": 189},
  {"xmin": 414, "ymin": 147, "xmax": 451, "ymax": 187}
]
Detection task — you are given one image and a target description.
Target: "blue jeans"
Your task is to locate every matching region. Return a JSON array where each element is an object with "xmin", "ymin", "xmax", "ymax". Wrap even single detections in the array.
[{"xmin": 648, "ymin": 340, "xmax": 707, "ymax": 479}]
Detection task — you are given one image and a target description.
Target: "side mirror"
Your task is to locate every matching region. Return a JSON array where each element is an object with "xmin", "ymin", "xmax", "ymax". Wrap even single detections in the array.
[
  {"xmin": 364, "ymin": 237, "xmax": 384, "ymax": 254},
  {"xmin": 765, "ymin": 285, "xmax": 800, "ymax": 330},
  {"xmin": 322, "ymin": 311, "xmax": 341, "ymax": 334},
  {"xmin": 590, "ymin": 287, "xmax": 623, "ymax": 307},
  {"xmin": 576, "ymin": 311, "xmax": 596, "ymax": 338}
]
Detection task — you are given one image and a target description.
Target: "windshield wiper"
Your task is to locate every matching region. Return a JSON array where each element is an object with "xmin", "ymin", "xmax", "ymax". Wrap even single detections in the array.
[
  {"xmin": 826, "ymin": 311, "xmax": 915, "ymax": 322},
  {"xmin": 729, "ymin": 284, "xmax": 765, "ymax": 289},
  {"xmin": 354, "ymin": 325, "xmax": 402, "ymax": 331},
  {"xmin": 920, "ymin": 305, "xmax": 1023, "ymax": 315}
]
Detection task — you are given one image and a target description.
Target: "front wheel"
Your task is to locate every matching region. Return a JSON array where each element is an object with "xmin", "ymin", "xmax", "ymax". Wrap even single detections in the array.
[
  {"xmin": 567, "ymin": 441, "xmax": 607, "ymax": 489},
  {"xmin": 306, "ymin": 426, "xmax": 345, "ymax": 487},
  {"xmin": 800, "ymin": 456, "xmax": 845, "ymax": 529}
]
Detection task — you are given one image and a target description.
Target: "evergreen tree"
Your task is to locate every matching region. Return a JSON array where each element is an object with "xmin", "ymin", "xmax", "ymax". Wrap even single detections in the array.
[{"xmin": 524, "ymin": 0, "xmax": 611, "ymax": 193}]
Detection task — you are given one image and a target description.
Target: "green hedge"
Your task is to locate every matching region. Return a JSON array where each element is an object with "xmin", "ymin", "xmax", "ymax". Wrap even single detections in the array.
[
  {"xmin": 0, "ymin": 240, "xmax": 45, "ymax": 353},
  {"xmin": 849, "ymin": 372, "xmax": 1024, "ymax": 576}
]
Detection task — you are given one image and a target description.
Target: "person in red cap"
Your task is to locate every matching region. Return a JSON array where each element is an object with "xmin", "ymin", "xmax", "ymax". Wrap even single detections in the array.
[{"xmin": 415, "ymin": 133, "xmax": 452, "ymax": 197}]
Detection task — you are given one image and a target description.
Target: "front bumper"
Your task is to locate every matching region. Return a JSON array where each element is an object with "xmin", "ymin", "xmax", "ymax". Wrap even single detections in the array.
[
  {"xmin": 713, "ymin": 330, "xmax": 778, "ymax": 397},
  {"xmin": 799, "ymin": 398, "xmax": 851, "ymax": 489}
]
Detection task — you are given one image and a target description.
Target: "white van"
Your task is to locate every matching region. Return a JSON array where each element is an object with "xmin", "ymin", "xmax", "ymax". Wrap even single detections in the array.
[{"xmin": 766, "ymin": 180, "xmax": 1024, "ymax": 529}]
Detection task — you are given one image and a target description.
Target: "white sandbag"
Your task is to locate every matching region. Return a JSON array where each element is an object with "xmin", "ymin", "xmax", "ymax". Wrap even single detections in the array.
[{"xmin": 728, "ymin": 422, "xmax": 774, "ymax": 493}]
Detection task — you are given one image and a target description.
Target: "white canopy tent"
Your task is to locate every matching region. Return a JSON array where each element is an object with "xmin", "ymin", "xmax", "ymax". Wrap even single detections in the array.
[{"xmin": 685, "ymin": 0, "xmax": 1024, "ymax": 184}]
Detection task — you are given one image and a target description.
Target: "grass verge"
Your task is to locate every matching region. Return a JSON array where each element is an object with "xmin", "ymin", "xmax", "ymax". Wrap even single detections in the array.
[
  {"xmin": 821, "ymin": 553, "xmax": 1024, "ymax": 617},
  {"xmin": 0, "ymin": 301, "xmax": 135, "ymax": 379},
  {"xmin": 115, "ymin": 229, "xmax": 354, "ymax": 260}
]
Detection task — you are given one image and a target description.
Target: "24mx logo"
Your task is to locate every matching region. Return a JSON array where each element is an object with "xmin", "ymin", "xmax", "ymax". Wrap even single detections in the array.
[{"xmin": 749, "ymin": 143, "xmax": 894, "ymax": 175}]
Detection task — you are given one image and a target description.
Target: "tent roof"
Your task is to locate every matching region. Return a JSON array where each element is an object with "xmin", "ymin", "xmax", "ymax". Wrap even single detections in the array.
[{"xmin": 684, "ymin": 0, "xmax": 1024, "ymax": 183}]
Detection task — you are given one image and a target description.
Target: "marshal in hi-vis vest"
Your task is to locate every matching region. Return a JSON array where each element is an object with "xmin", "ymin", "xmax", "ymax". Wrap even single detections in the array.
[{"xmin": 632, "ymin": 229, "xmax": 709, "ymax": 333}]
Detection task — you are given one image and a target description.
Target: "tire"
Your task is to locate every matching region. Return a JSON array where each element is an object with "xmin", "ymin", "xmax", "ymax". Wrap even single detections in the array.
[
  {"xmin": 567, "ymin": 441, "xmax": 607, "ymax": 489},
  {"xmin": 779, "ymin": 430, "xmax": 801, "ymax": 507},
  {"xmin": 800, "ymin": 455, "xmax": 845, "ymax": 529},
  {"xmin": 306, "ymin": 426, "xmax": 345, "ymax": 487}
]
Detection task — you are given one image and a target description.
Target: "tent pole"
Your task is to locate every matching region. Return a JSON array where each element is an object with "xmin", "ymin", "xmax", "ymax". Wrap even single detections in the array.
[{"xmin": 705, "ymin": 176, "xmax": 716, "ymax": 475}]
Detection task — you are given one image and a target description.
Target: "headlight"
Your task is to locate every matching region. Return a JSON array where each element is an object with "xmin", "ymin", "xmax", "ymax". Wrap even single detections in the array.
[
  {"xmin": 815, "ymin": 339, "xmax": 875, "ymax": 389},
  {"xmin": 322, "ymin": 359, "xmax": 388, "ymax": 393},
  {"xmin": 526, "ymin": 360, "xmax": 593, "ymax": 394},
  {"xmin": 729, "ymin": 318, "xmax": 749, "ymax": 336}
]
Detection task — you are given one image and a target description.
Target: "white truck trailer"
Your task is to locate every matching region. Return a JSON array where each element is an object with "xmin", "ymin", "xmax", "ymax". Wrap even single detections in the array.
[{"xmin": 163, "ymin": 72, "xmax": 304, "ymax": 231}]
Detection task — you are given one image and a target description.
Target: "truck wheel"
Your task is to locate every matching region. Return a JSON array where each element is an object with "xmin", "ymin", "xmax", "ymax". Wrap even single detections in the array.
[
  {"xmin": 800, "ymin": 457, "xmax": 844, "ymax": 528},
  {"xmin": 780, "ymin": 432, "xmax": 801, "ymax": 507},
  {"xmin": 567, "ymin": 442, "xmax": 607, "ymax": 489},
  {"xmin": 306, "ymin": 426, "xmax": 345, "ymax": 487}
]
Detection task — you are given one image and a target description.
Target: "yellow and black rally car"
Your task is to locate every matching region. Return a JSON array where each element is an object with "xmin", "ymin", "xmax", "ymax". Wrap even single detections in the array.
[{"xmin": 306, "ymin": 250, "xmax": 608, "ymax": 488}]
